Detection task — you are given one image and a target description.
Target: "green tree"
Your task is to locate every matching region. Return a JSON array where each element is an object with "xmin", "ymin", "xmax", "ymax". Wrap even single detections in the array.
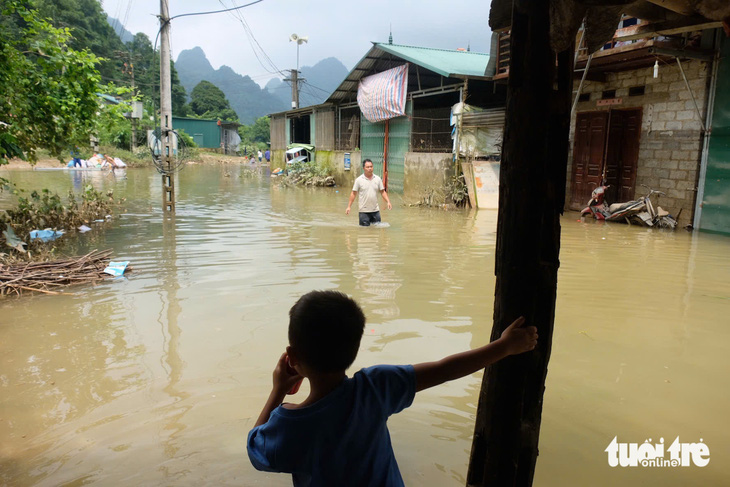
[
  {"xmin": 190, "ymin": 80, "xmax": 238, "ymax": 121},
  {"xmin": 124, "ymin": 33, "xmax": 189, "ymax": 117},
  {"xmin": 0, "ymin": 1, "xmax": 103, "ymax": 162},
  {"xmin": 32, "ymin": 0, "xmax": 126, "ymax": 82},
  {"xmin": 239, "ymin": 116, "xmax": 270, "ymax": 144}
]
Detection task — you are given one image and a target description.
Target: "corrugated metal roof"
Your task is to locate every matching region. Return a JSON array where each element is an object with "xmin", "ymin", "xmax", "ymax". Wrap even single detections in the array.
[
  {"xmin": 326, "ymin": 43, "xmax": 490, "ymax": 104},
  {"xmin": 374, "ymin": 43, "xmax": 489, "ymax": 78}
]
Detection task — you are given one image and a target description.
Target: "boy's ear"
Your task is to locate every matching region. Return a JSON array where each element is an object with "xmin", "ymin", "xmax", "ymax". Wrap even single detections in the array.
[{"xmin": 286, "ymin": 345, "xmax": 298, "ymax": 366}]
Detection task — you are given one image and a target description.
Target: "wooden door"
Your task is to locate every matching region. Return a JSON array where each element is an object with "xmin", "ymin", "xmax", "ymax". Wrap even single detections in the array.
[
  {"xmin": 604, "ymin": 108, "xmax": 641, "ymax": 204},
  {"xmin": 570, "ymin": 111, "xmax": 608, "ymax": 209}
]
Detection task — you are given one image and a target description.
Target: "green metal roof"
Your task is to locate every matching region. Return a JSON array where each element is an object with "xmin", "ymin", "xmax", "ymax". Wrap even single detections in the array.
[{"xmin": 373, "ymin": 43, "xmax": 489, "ymax": 78}]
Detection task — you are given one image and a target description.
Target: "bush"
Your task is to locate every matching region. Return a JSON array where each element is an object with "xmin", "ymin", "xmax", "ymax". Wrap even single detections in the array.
[{"xmin": 1, "ymin": 184, "xmax": 124, "ymax": 257}]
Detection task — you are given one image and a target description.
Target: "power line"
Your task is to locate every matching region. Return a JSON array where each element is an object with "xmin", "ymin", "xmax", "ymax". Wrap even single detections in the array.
[
  {"xmin": 300, "ymin": 80, "xmax": 331, "ymax": 95},
  {"xmin": 218, "ymin": 0, "xmax": 286, "ymax": 77},
  {"xmin": 169, "ymin": 0, "xmax": 265, "ymax": 20}
]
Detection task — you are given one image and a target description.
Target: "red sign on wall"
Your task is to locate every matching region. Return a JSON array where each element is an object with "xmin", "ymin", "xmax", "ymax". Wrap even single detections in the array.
[{"xmin": 597, "ymin": 98, "xmax": 623, "ymax": 106}]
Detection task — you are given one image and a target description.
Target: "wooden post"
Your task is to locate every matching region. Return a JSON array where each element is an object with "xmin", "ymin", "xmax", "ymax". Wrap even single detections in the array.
[
  {"xmin": 383, "ymin": 119, "xmax": 389, "ymax": 191},
  {"xmin": 466, "ymin": 0, "xmax": 574, "ymax": 484}
]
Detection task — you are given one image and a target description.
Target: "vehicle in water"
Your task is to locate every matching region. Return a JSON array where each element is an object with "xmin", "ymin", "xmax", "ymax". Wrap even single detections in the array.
[{"xmin": 581, "ymin": 185, "xmax": 677, "ymax": 229}]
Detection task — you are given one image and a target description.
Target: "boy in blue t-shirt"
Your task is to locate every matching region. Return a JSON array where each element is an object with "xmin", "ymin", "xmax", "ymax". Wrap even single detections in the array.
[{"xmin": 248, "ymin": 290, "xmax": 538, "ymax": 486}]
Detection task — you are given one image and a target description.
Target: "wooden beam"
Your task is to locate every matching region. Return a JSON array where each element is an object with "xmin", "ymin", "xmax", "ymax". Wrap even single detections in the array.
[
  {"xmin": 614, "ymin": 17, "xmax": 722, "ymax": 41},
  {"xmin": 648, "ymin": 46, "xmax": 715, "ymax": 61},
  {"xmin": 467, "ymin": 0, "xmax": 570, "ymax": 483},
  {"xmin": 644, "ymin": 0, "xmax": 694, "ymax": 16}
]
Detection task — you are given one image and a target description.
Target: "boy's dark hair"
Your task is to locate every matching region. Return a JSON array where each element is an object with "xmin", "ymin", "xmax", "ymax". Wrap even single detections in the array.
[
  {"xmin": 363, "ymin": 159, "xmax": 373, "ymax": 166},
  {"xmin": 288, "ymin": 291, "xmax": 365, "ymax": 373}
]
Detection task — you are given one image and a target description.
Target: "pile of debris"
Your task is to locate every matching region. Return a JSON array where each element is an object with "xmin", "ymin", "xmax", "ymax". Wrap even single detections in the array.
[{"xmin": 0, "ymin": 249, "xmax": 129, "ymax": 296}]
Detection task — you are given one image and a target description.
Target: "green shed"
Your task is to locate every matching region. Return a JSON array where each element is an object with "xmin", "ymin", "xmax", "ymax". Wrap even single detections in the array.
[{"xmin": 172, "ymin": 117, "xmax": 221, "ymax": 149}]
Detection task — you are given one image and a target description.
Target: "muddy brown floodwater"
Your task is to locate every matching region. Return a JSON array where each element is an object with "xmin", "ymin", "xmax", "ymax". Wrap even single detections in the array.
[{"xmin": 1, "ymin": 165, "xmax": 729, "ymax": 486}]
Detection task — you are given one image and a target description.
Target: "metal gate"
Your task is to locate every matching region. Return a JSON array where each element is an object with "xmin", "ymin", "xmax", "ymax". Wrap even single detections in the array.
[{"xmin": 360, "ymin": 101, "xmax": 412, "ymax": 193}]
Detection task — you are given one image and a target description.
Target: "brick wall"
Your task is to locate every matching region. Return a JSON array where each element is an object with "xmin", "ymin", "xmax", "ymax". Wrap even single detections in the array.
[{"xmin": 568, "ymin": 59, "xmax": 709, "ymax": 226}]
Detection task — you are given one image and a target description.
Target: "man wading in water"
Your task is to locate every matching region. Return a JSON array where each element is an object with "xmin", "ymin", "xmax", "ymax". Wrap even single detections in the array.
[{"xmin": 346, "ymin": 159, "xmax": 392, "ymax": 226}]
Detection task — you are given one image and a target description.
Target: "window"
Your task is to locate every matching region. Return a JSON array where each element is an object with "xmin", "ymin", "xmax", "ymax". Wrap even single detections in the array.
[
  {"xmin": 628, "ymin": 86, "xmax": 645, "ymax": 97},
  {"xmin": 602, "ymin": 90, "xmax": 616, "ymax": 99}
]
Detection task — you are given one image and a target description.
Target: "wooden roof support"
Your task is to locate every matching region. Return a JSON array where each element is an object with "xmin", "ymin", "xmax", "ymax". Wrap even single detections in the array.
[
  {"xmin": 644, "ymin": 0, "xmax": 693, "ymax": 15},
  {"xmin": 467, "ymin": 0, "xmax": 573, "ymax": 484},
  {"xmin": 614, "ymin": 16, "xmax": 722, "ymax": 41}
]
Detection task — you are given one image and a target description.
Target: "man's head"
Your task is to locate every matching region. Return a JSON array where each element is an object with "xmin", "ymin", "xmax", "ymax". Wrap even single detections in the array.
[
  {"xmin": 288, "ymin": 290, "xmax": 365, "ymax": 374},
  {"xmin": 363, "ymin": 159, "xmax": 374, "ymax": 178}
]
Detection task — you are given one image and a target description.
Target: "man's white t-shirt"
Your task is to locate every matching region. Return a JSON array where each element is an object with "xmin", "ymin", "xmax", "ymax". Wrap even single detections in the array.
[{"xmin": 353, "ymin": 174, "xmax": 384, "ymax": 213}]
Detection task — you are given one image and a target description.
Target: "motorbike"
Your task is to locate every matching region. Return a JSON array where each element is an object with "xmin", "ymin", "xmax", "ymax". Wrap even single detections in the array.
[{"xmin": 581, "ymin": 184, "xmax": 677, "ymax": 229}]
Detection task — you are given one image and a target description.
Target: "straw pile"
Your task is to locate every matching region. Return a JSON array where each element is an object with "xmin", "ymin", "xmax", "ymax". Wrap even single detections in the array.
[{"xmin": 0, "ymin": 249, "xmax": 119, "ymax": 296}]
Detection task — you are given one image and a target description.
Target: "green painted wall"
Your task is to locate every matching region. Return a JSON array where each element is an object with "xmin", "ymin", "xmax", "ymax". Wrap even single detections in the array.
[
  {"xmin": 361, "ymin": 118, "xmax": 385, "ymax": 178},
  {"xmin": 172, "ymin": 118, "xmax": 221, "ymax": 149},
  {"xmin": 359, "ymin": 101, "xmax": 412, "ymax": 193},
  {"xmin": 701, "ymin": 37, "xmax": 730, "ymax": 234},
  {"xmin": 387, "ymin": 102, "xmax": 412, "ymax": 193}
]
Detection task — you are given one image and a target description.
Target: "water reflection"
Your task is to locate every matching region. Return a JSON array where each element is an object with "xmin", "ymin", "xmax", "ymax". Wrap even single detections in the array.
[
  {"xmin": 0, "ymin": 166, "xmax": 728, "ymax": 486},
  {"xmin": 157, "ymin": 216, "xmax": 190, "ymax": 469}
]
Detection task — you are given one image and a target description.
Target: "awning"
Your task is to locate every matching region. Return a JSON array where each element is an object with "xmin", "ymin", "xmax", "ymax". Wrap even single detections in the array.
[
  {"xmin": 357, "ymin": 64, "xmax": 409, "ymax": 123},
  {"xmin": 286, "ymin": 147, "xmax": 314, "ymax": 155},
  {"xmin": 286, "ymin": 143, "xmax": 314, "ymax": 152}
]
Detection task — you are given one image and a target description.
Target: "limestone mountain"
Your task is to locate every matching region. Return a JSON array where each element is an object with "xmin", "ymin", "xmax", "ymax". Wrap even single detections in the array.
[
  {"xmin": 175, "ymin": 47, "xmax": 287, "ymax": 124},
  {"xmin": 175, "ymin": 47, "xmax": 349, "ymax": 124},
  {"xmin": 106, "ymin": 16, "xmax": 134, "ymax": 44}
]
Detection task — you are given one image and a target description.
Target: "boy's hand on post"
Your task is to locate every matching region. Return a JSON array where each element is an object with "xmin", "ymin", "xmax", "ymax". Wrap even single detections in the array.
[
  {"xmin": 499, "ymin": 316, "xmax": 538, "ymax": 355},
  {"xmin": 273, "ymin": 352, "xmax": 303, "ymax": 395}
]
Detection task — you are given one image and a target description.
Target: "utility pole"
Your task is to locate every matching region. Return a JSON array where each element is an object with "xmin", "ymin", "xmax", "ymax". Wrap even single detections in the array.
[
  {"xmin": 287, "ymin": 34, "xmax": 308, "ymax": 109},
  {"xmin": 116, "ymin": 50, "xmax": 140, "ymax": 151},
  {"xmin": 129, "ymin": 62, "xmax": 137, "ymax": 151},
  {"xmin": 290, "ymin": 68, "xmax": 299, "ymax": 109},
  {"xmin": 159, "ymin": 0, "xmax": 175, "ymax": 213}
]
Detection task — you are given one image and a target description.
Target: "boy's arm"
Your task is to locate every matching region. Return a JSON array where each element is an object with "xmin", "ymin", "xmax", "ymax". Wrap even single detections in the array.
[
  {"xmin": 413, "ymin": 317, "xmax": 537, "ymax": 392},
  {"xmin": 254, "ymin": 353, "xmax": 303, "ymax": 427},
  {"xmin": 254, "ymin": 388, "xmax": 288, "ymax": 427}
]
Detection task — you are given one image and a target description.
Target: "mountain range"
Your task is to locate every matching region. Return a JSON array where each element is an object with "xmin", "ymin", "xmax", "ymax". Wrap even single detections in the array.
[
  {"xmin": 105, "ymin": 16, "xmax": 349, "ymax": 125},
  {"xmin": 175, "ymin": 47, "xmax": 349, "ymax": 124}
]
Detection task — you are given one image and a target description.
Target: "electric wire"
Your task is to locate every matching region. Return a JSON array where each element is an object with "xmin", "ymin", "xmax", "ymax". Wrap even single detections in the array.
[
  {"xmin": 168, "ymin": 0, "xmax": 265, "ymax": 20},
  {"xmin": 217, "ymin": 0, "xmax": 286, "ymax": 77}
]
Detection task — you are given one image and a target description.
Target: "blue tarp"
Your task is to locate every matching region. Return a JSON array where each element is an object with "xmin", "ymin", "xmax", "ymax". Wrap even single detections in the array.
[{"xmin": 29, "ymin": 229, "xmax": 65, "ymax": 242}]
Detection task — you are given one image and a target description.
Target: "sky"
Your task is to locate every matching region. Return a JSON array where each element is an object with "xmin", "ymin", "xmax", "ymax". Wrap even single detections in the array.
[{"xmin": 101, "ymin": 0, "xmax": 493, "ymax": 88}]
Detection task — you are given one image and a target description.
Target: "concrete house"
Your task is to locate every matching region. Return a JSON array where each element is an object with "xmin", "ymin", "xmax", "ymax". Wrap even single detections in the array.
[
  {"xmin": 269, "ymin": 40, "xmax": 507, "ymax": 204},
  {"xmin": 492, "ymin": 11, "xmax": 729, "ymax": 230}
]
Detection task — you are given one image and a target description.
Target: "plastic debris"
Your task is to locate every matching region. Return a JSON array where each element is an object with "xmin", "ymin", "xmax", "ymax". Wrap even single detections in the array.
[
  {"xmin": 29, "ymin": 229, "xmax": 65, "ymax": 242},
  {"xmin": 103, "ymin": 261, "xmax": 130, "ymax": 277},
  {"xmin": 3, "ymin": 227, "xmax": 26, "ymax": 252},
  {"xmin": 78, "ymin": 225, "xmax": 92, "ymax": 233}
]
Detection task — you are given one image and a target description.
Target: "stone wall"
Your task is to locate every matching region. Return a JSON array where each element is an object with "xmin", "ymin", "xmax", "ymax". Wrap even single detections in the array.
[
  {"xmin": 402, "ymin": 152, "xmax": 453, "ymax": 206},
  {"xmin": 568, "ymin": 59, "xmax": 709, "ymax": 226}
]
